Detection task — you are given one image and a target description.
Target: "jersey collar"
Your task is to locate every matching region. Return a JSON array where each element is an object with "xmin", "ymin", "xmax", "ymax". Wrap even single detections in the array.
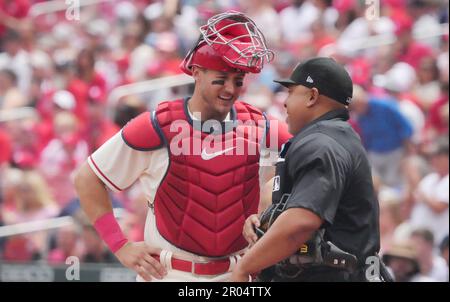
[{"xmin": 183, "ymin": 97, "xmax": 237, "ymax": 134}]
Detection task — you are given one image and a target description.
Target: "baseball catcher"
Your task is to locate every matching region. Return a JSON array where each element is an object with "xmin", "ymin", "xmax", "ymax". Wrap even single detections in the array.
[{"xmin": 74, "ymin": 11, "xmax": 291, "ymax": 282}]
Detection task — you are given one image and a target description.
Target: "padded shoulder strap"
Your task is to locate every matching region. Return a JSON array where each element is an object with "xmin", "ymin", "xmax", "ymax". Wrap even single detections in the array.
[
  {"xmin": 121, "ymin": 111, "xmax": 165, "ymax": 150},
  {"xmin": 234, "ymin": 101, "xmax": 265, "ymax": 123},
  {"xmin": 265, "ymin": 114, "xmax": 292, "ymax": 151}
]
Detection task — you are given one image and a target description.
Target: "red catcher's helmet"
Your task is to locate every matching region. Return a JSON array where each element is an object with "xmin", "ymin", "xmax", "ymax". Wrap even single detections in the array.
[{"xmin": 180, "ymin": 11, "xmax": 274, "ymax": 75}]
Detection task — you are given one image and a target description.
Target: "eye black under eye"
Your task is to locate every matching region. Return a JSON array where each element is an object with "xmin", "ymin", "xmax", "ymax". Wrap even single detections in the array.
[{"xmin": 212, "ymin": 80, "xmax": 225, "ymax": 85}]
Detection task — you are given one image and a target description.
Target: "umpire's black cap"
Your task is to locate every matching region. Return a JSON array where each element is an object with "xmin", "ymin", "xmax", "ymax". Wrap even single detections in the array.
[{"xmin": 274, "ymin": 57, "xmax": 353, "ymax": 105}]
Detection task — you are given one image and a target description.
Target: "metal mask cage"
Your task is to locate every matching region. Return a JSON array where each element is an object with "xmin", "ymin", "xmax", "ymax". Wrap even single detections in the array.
[{"xmin": 198, "ymin": 11, "xmax": 274, "ymax": 71}]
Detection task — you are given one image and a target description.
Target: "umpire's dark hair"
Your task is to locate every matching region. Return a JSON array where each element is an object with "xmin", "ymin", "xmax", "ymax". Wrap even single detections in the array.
[{"xmin": 411, "ymin": 228, "xmax": 435, "ymax": 245}]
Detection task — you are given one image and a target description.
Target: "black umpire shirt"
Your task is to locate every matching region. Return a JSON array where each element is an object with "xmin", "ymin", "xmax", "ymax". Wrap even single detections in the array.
[{"xmin": 283, "ymin": 108, "xmax": 380, "ymax": 266}]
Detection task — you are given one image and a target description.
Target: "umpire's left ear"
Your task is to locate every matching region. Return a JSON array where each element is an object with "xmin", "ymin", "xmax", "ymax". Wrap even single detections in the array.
[{"xmin": 306, "ymin": 87, "xmax": 320, "ymax": 107}]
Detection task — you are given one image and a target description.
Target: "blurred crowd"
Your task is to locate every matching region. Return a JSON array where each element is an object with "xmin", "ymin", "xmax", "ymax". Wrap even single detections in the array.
[{"xmin": 0, "ymin": 0, "xmax": 448, "ymax": 282}]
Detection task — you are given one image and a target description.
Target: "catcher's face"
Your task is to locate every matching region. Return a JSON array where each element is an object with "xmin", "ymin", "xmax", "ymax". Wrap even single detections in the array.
[{"xmin": 193, "ymin": 67, "xmax": 245, "ymax": 120}]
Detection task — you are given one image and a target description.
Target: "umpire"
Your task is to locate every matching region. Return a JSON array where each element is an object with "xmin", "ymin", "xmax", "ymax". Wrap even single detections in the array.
[{"xmin": 231, "ymin": 57, "xmax": 381, "ymax": 282}]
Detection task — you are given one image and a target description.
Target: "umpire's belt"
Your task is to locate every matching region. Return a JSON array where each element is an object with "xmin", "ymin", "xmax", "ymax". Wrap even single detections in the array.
[{"xmin": 153, "ymin": 250, "xmax": 243, "ymax": 276}]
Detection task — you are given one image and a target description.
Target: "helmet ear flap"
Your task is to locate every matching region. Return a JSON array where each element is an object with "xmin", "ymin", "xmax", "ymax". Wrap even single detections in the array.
[{"xmin": 180, "ymin": 50, "xmax": 194, "ymax": 75}]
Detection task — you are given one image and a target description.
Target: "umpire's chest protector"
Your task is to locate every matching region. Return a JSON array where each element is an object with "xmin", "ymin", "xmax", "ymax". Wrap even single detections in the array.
[{"xmin": 124, "ymin": 99, "xmax": 267, "ymax": 256}]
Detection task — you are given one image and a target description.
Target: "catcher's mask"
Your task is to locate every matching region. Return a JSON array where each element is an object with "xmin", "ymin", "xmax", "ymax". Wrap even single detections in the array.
[{"xmin": 180, "ymin": 11, "xmax": 274, "ymax": 75}]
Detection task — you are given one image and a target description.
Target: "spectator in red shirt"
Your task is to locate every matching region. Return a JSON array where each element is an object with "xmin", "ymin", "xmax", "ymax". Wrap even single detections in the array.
[
  {"xmin": 0, "ymin": 0, "xmax": 31, "ymax": 41},
  {"xmin": 310, "ymin": 18, "xmax": 336, "ymax": 54},
  {"xmin": 348, "ymin": 56, "xmax": 371, "ymax": 89},
  {"xmin": 83, "ymin": 85, "xmax": 120, "ymax": 153},
  {"xmin": 392, "ymin": 14, "xmax": 434, "ymax": 70},
  {"xmin": 0, "ymin": 127, "xmax": 11, "ymax": 165},
  {"xmin": 67, "ymin": 49, "xmax": 107, "ymax": 125},
  {"xmin": 6, "ymin": 118, "xmax": 42, "ymax": 169},
  {"xmin": 76, "ymin": 49, "xmax": 107, "ymax": 96},
  {"xmin": 39, "ymin": 112, "xmax": 88, "ymax": 206},
  {"xmin": 66, "ymin": 77, "xmax": 89, "ymax": 125},
  {"xmin": 424, "ymin": 81, "xmax": 449, "ymax": 142}
]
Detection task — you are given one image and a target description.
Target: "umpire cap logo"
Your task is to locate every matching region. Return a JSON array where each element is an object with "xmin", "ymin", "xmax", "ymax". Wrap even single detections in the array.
[{"xmin": 273, "ymin": 175, "xmax": 281, "ymax": 192}]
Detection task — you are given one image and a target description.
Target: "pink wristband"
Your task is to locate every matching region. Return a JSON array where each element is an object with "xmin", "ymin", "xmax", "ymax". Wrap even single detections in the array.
[{"xmin": 93, "ymin": 212, "xmax": 128, "ymax": 253}]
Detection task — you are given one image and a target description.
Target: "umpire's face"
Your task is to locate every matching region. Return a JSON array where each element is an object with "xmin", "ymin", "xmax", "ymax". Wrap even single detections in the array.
[{"xmin": 284, "ymin": 84, "xmax": 318, "ymax": 134}]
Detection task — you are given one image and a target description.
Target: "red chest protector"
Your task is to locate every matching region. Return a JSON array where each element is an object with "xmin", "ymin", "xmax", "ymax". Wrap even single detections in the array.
[{"xmin": 123, "ymin": 98, "xmax": 267, "ymax": 256}]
